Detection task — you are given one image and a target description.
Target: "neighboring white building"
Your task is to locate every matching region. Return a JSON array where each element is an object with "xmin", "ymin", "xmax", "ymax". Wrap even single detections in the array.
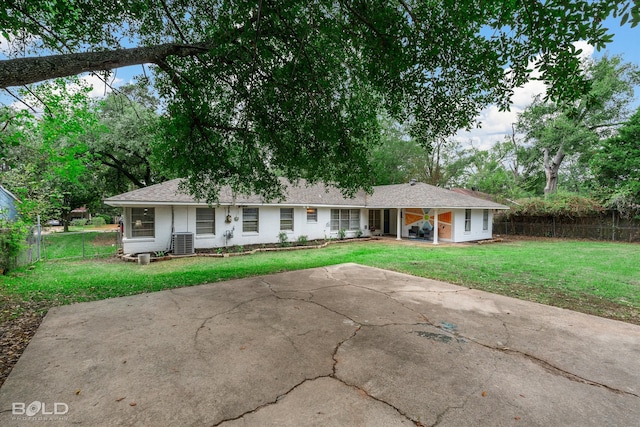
[{"xmin": 104, "ymin": 179, "xmax": 508, "ymax": 255}]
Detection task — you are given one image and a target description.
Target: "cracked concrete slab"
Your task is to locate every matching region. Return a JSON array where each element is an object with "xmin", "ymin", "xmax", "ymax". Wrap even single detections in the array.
[{"xmin": 1, "ymin": 263, "xmax": 639, "ymax": 426}]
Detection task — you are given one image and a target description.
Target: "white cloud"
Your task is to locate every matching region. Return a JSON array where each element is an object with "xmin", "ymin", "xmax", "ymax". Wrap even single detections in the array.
[
  {"xmin": 80, "ymin": 72, "xmax": 124, "ymax": 98},
  {"xmin": 455, "ymin": 41, "xmax": 595, "ymax": 150}
]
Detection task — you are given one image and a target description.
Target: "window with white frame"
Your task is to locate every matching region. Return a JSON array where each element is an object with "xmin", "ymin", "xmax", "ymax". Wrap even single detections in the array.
[
  {"xmin": 280, "ymin": 208, "xmax": 294, "ymax": 231},
  {"xmin": 243, "ymin": 208, "xmax": 259, "ymax": 232},
  {"xmin": 330, "ymin": 209, "xmax": 360, "ymax": 231},
  {"xmin": 306, "ymin": 208, "xmax": 317, "ymax": 223},
  {"xmin": 196, "ymin": 208, "xmax": 215, "ymax": 235},
  {"xmin": 465, "ymin": 209, "xmax": 471, "ymax": 232},
  {"xmin": 131, "ymin": 207, "xmax": 155, "ymax": 238},
  {"xmin": 483, "ymin": 209, "xmax": 489, "ymax": 231}
]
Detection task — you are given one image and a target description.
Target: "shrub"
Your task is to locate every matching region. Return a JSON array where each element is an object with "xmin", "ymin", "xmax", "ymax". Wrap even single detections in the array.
[
  {"xmin": 277, "ymin": 231, "xmax": 290, "ymax": 247},
  {"xmin": 507, "ymin": 192, "xmax": 605, "ymax": 218},
  {"xmin": 70, "ymin": 218, "xmax": 88, "ymax": 227},
  {"xmin": 0, "ymin": 217, "xmax": 29, "ymax": 273},
  {"xmin": 96, "ymin": 214, "xmax": 113, "ymax": 224},
  {"xmin": 296, "ymin": 235, "xmax": 308, "ymax": 245},
  {"xmin": 355, "ymin": 228, "xmax": 363, "ymax": 238},
  {"xmin": 338, "ymin": 228, "xmax": 346, "ymax": 240},
  {"xmin": 90, "ymin": 217, "xmax": 106, "ymax": 226}
]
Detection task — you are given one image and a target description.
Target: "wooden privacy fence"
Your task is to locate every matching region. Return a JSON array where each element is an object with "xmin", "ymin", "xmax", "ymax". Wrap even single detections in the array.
[{"xmin": 494, "ymin": 214, "xmax": 640, "ymax": 242}]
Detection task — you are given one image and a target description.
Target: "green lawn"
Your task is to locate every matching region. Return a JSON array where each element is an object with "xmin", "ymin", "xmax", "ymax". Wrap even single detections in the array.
[
  {"xmin": 41, "ymin": 231, "xmax": 119, "ymax": 260},
  {"xmin": 2, "ymin": 238, "xmax": 639, "ymax": 324}
]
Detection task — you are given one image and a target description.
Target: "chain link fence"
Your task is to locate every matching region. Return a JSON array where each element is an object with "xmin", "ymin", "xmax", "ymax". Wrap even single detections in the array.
[{"xmin": 15, "ymin": 228, "xmax": 122, "ymax": 267}]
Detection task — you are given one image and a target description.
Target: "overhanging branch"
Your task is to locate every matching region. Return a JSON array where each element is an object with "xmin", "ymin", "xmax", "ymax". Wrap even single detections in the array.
[{"xmin": 0, "ymin": 43, "xmax": 210, "ymax": 88}]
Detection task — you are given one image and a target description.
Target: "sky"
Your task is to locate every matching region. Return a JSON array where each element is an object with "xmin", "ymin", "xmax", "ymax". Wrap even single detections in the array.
[
  {"xmin": 2, "ymin": 14, "xmax": 638, "ymax": 150},
  {"xmin": 455, "ymin": 16, "xmax": 640, "ymax": 150}
]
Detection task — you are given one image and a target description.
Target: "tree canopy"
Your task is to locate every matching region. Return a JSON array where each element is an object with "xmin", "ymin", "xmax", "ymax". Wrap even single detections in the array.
[
  {"xmin": 591, "ymin": 107, "xmax": 640, "ymax": 213},
  {"xmin": 1, "ymin": 0, "xmax": 638, "ymax": 201},
  {"xmin": 517, "ymin": 55, "xmax": 640, "ymax": 195}
]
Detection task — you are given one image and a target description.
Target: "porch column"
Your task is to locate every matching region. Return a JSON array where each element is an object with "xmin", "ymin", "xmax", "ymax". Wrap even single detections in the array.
[
  {"xmin": 432, "ymin": 208, "xmax": 439, "ymax": 245},
  {"xmin": 396, "ymin": 208, "xmax": 402, "ymax": 240}
]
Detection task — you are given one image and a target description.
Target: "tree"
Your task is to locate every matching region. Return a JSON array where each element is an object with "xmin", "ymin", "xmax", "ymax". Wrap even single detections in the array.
[
  {"xmin": 368, "ymin": 117, "xmax": 440, "ymax": 186},
  {"xmin": 90, "ymin": 84, "xmax": 167, "ymax": 192},
  {"xmin": 1, "ymin": 1, "xmax": 636, "ymax": 201},
  {"xmin": 517, "ymin": 55, "xmax": 640, "ymax": 195},
  {"xmin": 591, "ymin": 107, "xmax": 640, "ymax": 212},
  {"xmin": 0, "ymin": 78, "xmax": 104, "ymax": 229},
  {"xmin": 450, "ymin": 143, "xmax": 518, "ymax": 197}
]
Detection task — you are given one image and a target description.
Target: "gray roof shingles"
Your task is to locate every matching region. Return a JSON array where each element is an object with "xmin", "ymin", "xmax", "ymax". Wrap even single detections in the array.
[{"xmin": 104, "ymin": 179, "xmax": 508, "ymax": 210}]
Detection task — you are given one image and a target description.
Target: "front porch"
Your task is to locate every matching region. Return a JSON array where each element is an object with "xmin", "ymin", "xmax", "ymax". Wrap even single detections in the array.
[{"xmin": 367, "ymin": 207, "xmax": 446, "ymax": 245}]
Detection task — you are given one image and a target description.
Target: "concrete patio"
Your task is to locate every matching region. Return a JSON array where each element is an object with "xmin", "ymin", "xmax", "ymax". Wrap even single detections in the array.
[{"xmin": 1, "ymin": 263, "xmax": 638, "ymax": 426}]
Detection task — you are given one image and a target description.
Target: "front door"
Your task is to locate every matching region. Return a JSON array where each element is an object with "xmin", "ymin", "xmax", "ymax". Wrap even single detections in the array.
[{"xmin": 383, "ymin": 209, "xmax": 390, "ymax": 234}]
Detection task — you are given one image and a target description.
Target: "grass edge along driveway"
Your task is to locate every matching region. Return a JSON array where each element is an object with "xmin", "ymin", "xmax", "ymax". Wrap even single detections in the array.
[{"xmin": 2, "ymin": 237, "xmax": 639, "ymax": 325}]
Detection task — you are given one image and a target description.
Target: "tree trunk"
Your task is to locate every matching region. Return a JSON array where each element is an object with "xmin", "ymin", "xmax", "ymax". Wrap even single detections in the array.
[
  {"xmin": 543, "ymin": 147, "xmax": 565, "ymax": 196},
  {"xmin": 0, "ymin": 43, "xmax": 210, "ymax": 88}
]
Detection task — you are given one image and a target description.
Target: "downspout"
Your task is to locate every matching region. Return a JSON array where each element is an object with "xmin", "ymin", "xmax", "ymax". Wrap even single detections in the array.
[
  {"xmin": 169, "ymin": 205, "xmax": 175, "ymax": 252},
  {"xmin": 432, "ymin": 209, "xmax": 439, "ymax": 245}
]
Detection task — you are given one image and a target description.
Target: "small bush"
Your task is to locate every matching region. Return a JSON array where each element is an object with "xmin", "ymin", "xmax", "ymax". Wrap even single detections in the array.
[
  {"xmin": 96, "ymin": 214, "xmax": 113, "ymax": 224},
  {"xmin": 90, "ymin": 217, "xmax": 106, "ymax": 227},
  {"xmin": 338, "ymin": 228, "xmax": 346, "ymax": 240},
  {"xmin": 355, "ymin": 229, "xmax": 363, "ymax": 238},
  {"xmin": 296, "ymin": 235, "xmax": 308, "ymax": 245},
  {"xmin": 70, "ymin": 218, "xmax": 88, "ymax": 227},
  {"xmin": 277, "ymin": 231, "xmax": 290, "ymax": 247}
]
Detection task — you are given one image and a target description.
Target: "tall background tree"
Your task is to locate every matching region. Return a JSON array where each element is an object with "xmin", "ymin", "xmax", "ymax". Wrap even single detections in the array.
[
  {"xmin": 1, "ymin": 0, "xmax": 637, "ymax": 202},
  {"xmin": 517, "ymin": 55, "xmax": 640, "ymax": 195},
  {"xmin": 590, "ymin": 107, "xmax": 640, "ymax": 215},
  {"xmin": 89, "ymin": 84, "xmax": 167, "ymax": 193}
]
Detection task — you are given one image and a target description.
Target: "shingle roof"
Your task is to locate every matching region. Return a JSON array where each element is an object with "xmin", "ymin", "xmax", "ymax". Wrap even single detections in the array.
[
  {"xmin": 104, "ymin": 179, "xmax": 508, "ymax": 210},
  {"xmin": 367, "ymin": 182, "xmax": 508, "ymax": 209},
  {"xmin": 104, "ymin": 179, "xmax": 367, "ymax": 207}
]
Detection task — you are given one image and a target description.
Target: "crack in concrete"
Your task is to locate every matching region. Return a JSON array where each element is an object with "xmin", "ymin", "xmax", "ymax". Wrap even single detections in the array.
[
  {"xmin": 317, "ymin": 272, "xmax": 639, "ymax": 400},
  {"xmin": 211, "ymin": 271, "xmax": 637, "ymax": 427},
  {"xmin": 192, "ymin": 294, "xmax": 276, "ymax": 359},
  {"xmin": 208, "ymin": 278, "xmax": 425, "ymax": 426},
  {"xmin": 467, "ymin": 337, "xmax": 640, "ymax": 399}
]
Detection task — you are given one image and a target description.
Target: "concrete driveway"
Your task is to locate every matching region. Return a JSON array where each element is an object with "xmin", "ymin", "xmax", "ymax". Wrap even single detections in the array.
[{"xmin": 1, "ymin": 263, "xmax": 638, "ymax": 426}]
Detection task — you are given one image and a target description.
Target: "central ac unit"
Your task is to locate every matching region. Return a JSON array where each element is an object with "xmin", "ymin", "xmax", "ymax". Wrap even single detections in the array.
[{"xmin": 172, "ymin": 232, "xmax": 194, "ymax": 255}]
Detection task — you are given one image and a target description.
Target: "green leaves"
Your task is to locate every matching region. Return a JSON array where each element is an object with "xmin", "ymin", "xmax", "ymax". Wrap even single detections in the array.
[{"xmin": 1, "ymin": 0, "xmax": 636, "ymax": 200}]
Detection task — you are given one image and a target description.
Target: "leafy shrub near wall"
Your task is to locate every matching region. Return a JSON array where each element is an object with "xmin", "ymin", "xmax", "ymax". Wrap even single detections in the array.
[
  {"xmin": 70, "ymin": 218, "xmax": 88, "ymax": 227},
  {"xmin": 0, "ymin": 217, "xmax": 29, "ymax": 273}
]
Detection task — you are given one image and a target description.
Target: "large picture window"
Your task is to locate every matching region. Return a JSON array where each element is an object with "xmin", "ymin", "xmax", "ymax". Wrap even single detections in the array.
[
  {"xmin": 280, "ymin": 208, "xmax": 294, "ymax": 231},
  {"xmin": 331, "ymin": 209, "xmax": 360, "ymax": 231},
  {"xmin": 131, "ymin": 207, "xmax": 155, "ymax": 238},
  {"xmin": 465, "ymin": 209, "xmax": 471, "ymax": 232},
  {"xmin": 243, "ymin": 208, "xmax": 259, "ymax": 232},
  {"xmin": 196, "ymin": 208, "xmax": 215, "ymax": 235}
]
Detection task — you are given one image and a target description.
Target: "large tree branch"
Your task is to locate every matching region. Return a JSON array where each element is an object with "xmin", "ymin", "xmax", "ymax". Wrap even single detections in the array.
[
  {"xmin": 97, "ymin": 151, "xmax": 148, "ymax": 188},
  {"xmin": 0, "ymin": 43, "xmax": 211, "ymax": 88}
]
